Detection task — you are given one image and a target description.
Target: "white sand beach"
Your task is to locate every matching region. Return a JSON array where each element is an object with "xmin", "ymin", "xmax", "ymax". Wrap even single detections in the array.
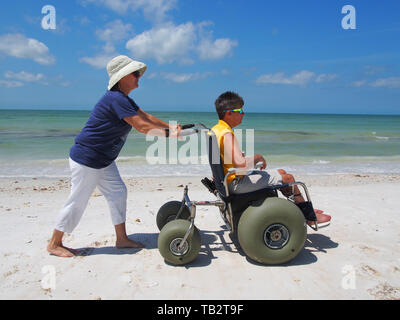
[{"xmin": 1, "ymin": 174, "xmax": 400, "ymax": 300}]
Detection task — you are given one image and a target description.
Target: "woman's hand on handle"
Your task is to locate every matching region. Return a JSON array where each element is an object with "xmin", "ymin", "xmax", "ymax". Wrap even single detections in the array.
[{"xmin": 168, "ymin": 123, "xmax": 182, "ymax": 138}]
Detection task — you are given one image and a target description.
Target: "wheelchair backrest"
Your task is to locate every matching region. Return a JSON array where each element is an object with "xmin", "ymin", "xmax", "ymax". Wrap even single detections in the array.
[{"xmin": 206, "ymin": 130, "xmax": 228, "ymax": 198}]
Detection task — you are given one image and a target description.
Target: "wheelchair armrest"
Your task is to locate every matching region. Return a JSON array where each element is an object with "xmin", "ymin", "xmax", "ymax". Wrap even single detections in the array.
[
  {"xmin": 227, "ymin": 164, "xmax": 264, "ymax": 176},
  {"xmin": 224, "ymin": 168, "xmax": 312, "ymax": 203},
  {"xmin": 227, "ymin": 167, "xmax": 249, "ymax": 175},
  {"xmin": 223, "ymin": 167, "xmax": 265, "ymax": 197}
]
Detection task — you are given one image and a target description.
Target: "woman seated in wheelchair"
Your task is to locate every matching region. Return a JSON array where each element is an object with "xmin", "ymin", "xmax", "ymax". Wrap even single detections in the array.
[{"xmin": 211, "ymin": 91, "xmax": 331, "ymax": 227}]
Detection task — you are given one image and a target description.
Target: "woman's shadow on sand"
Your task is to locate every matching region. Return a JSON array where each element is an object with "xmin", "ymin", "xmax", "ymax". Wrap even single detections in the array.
[
  {"xmin": 74, "ymin": 228, "xmax": 338, "ymax": 268},
  {"xmin": 73, "ymin": 232, "xmax": 158, "ymax": 257}
]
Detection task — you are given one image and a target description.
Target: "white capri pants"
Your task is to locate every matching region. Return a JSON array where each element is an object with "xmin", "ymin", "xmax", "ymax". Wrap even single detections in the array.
[
  {"xmin": 228, "ymin": 169, "xmax": 283, "ymax": 194},
  {"xmin": 55, "ymin": 158, "xmax": 127, "ymax": 233}
]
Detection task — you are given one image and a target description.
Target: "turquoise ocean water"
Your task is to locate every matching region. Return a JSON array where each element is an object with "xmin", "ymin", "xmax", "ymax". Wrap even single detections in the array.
[{"xmin": 0, "ymin": 109, "xmax": 400, "ymax": 177}]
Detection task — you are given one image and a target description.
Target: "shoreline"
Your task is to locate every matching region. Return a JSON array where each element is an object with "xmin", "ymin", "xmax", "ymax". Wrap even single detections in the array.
[
  {"xmin": 1, "ymin": 173, "xmax": 399, "ymax": 299},
  {"xmin": 2, "ymin": 158, "xmax": 400, "ymax": 179},
  {"xmin": 1, "ymin": 172, "xmax": 400, "ymax": 190}
]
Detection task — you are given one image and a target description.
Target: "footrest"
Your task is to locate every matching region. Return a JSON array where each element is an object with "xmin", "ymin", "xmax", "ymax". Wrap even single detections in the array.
[{"xmin": 307, "ymin": 220, "xmax": 330, "ymax": 231}]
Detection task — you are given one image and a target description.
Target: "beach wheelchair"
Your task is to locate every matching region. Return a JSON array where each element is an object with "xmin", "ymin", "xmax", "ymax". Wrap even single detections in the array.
[{"xmin": 156, "ymin": 124, "xmax": 321, "ymax": 265}]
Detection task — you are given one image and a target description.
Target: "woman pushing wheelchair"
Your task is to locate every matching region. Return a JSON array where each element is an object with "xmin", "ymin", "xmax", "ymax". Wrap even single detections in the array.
[{"xmin": 47, "ymin": 55, "xmax": 182, "ymax": 257}]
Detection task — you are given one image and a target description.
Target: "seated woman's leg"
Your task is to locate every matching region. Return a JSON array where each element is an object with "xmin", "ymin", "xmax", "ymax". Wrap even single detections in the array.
[
  {"xmin": 231, "ymin": 168, "xmax": 307, "ymax": 204},
  {"xmin": 277, "ymin": 169, "xmax": 305, "ymax": 204},
  {"xmin": 277, "ymin": 169, "xmax": 331, "ymax": 225},
  {"xmin": 228, "ymin": 168, "xmax": 331, "ymax": 226},
  {"xmin": 229, "ymin": 170, "xmax": 281, "ymax": 194}
]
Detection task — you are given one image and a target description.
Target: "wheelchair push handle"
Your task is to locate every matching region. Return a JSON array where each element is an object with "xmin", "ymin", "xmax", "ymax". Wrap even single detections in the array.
[
  {"xmin": 181, "ymin": 124, "xmax": 196, "ymax": 130},
  {"xmin": 178, "ymin": 123, "xmax": 209, "ymax": 137},
  {"xmin": 179, "ymin": 128, "xmax": 199, "ymax": 137},
  {"xmin": 165, "ymin": 123, "xmax": 209, "ymax": 137}
]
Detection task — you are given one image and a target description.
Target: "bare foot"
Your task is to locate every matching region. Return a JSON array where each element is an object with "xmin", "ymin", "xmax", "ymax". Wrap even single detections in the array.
[
  {"xmin": 116, "ymin": 238, "xmax": 145, "ymax": 249},
  {"xmin": 47, "ymin": 244, "xmax": 75, "ymax": 257},
  {"xmin": 314, "ymin": 209, "xmax": 324, "ymax": 214},
  {"xmin": 62, "ymin": 245, "xmax": 79, "ymax": 255},
  {"xmin": 307, "ymin": 212, "xmax": 331, "ymax": 227}
]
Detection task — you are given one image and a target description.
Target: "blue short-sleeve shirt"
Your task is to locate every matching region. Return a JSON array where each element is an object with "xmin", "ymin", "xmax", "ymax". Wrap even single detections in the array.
[{"xmin": 70, "ymin": 90, "xmax": 139, "ymax": 169}]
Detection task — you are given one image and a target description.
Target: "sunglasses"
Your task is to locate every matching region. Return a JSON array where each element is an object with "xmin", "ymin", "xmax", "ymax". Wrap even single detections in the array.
[
  {"xmin": 132, "ymin": 71, "xmax": 141, "ymax": 78},
  {"xmin": 227, "ymin": 108, "xmax": 245, "ymax": 114}
]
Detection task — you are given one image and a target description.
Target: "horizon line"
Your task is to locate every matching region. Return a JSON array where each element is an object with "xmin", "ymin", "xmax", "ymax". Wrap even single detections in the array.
[{"xmin": 0, "ymin": 107, "xmax": 399, "ymax": 116}]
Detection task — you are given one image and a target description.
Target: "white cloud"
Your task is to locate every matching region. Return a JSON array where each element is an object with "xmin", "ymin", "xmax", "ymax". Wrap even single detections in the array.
[
  {"xmin": 315, "ymin": 73, "xmax": 338, "ymax": 83},
  {"xmin": 138, "ymin": 0, "xmax": 177, "ymax": 23},
  {"xmin": 351, "ymin": 77, "xmax": 400, "ymax": 88},
  {"xmin": 81, "ymin": 0, "xmax": 177, "ymax": 24},
  {"xmin": 126, "ymin": 22, "xmax": 237, "ymax": 64},
  {"xmin": 146, "ymin": 72, "xmax": 158, "ymax": 79},
  {"xmin": 54, "ymin": 75, "xmax": 71, "ymax": 87},
  {"xmin": 256, "ymin": 71, "xmax": 340, "ymax": 86},
  {"xmin": 96, "ymin": 20, "xmax": 133, "ymax": 43},
  {"xmin": 0, "ymin": 33, "xmax": 55, "ymax": 65},
  {"xmin": 80, "ymin": 51, "xmax": 116, "ymax": 69},
  {"xmin": 81, "ymin": 3, "xmax": 237, "ymax": 67},
  {"xmin": 0, "ymin": 80, "xmax": 23, "ymax": 88},
  {"xmin": 370, "ymin": 77, "xmax": 400, "ymax": 88},
  {"xmin": 363, "ymin": 65, "xmax": 388, "ymax": 76},
  {"xmin": 126, "ymin": 22, "xmax": 196, "ymax": 64},
  {"xmin": 75, "ymin": 16, "xmax": 91, "ymax": 26},
  {"xmin": 256, "ymin": 70, "xmax": 316, "ymax": 86},
  {"xmin": 197, "ymin": 38, "xmax": 238, "ymax": 60},
  {"xmin": 5, "ymin": 71, "xmax": 45, "ymax": 83},
  {"xmin": 351, "ymin": 80, "xmax": 367, "ymax": 87},
  {"xmin": 196, "ymin": 21, "xmax": 237, "ymax": 61},
  {"xmin": 160, "ymin": 72, "xmax": 212, "ymax": 83},
  {"xmin": 51, "ymin": 18, "xmax": 71, "ymax": 35},
  {"xmin": 0, "ymin": 72, "xmax": 72, "ymax": 88},
  {"xmin": 81, "ymin": 20, "xmax": 133, "ymax": 69}
]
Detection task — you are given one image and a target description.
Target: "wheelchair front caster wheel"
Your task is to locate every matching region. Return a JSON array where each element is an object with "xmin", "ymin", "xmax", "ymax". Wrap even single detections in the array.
[
  {"xmin": 158, "ymin": 220, "xmax": 201, "ymax": 265},
  {"xmin": 238, "ymin": 197, "xmax": 307, "ymax": 265},
  {"xmin": 156, "ymin": 201, "xmax": 191, "ymax": 231}
]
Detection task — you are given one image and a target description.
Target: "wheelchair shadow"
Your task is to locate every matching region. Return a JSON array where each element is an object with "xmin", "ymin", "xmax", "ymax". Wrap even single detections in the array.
[
  {"xmin": 186, "ymin": 229, "xmax": 339, "ymax": 268},
  {"xmin": 73, "ymin": 231, "xmax": 225, "ymax": 265},
  {"xmin": 188, "ymin": 227, "xmax": 240, "ymax": 268},
  {"xmin": 292, "ymin": 233, "xmax": 339, "ymax": 266},
  {"xmin": 72, "ymin": 230, "xmax": 338, "ymax": 269},
  {"xmin": 238, "ymin": 233, "xmax": 339, "ymax": 267}
]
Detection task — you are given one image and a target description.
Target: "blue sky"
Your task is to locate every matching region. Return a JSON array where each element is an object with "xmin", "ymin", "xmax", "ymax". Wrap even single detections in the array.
[{"xmin": 0, "ymin": 0, "xmax": 399, "ymax": 114}]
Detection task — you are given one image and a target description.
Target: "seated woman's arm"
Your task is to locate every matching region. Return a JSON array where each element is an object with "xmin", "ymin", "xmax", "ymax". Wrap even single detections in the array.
[{"xmin": 223, "ymin": 132, "xmax": 267, "ymax": 169}]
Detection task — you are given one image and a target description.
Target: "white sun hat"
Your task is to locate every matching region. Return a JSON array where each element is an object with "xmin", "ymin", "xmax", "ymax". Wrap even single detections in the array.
[{"xmin": 106, "ymin": 55, "xmax": 147, "ymax": 90}]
